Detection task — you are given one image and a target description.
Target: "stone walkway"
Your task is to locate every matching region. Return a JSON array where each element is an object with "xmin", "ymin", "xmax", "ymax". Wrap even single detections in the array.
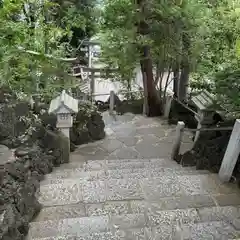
[{"xmin": 27, "ymin": 113, "xmax": 240, "ymax": 239}]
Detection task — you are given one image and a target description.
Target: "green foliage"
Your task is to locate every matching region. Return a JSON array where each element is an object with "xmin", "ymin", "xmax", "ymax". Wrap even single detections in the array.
[
  {"xmin": 193, "ymin": 1, "xmax": 240, "ymax": 77},
  {"xmin": 214, "ymin": 69, "xmax": 240, "ymax": 118},
  {"xmin": 102, "ymin": 0, "xmax": 240, "ymax": 117},
  {"xmin": 0, "ymin": 0, "xmax": 70, "ymax": 96},
  {"xmin": 0, "ymin": 0, "xmax": 99, "ymax": 98},
  {"xmin": 100, "ymin": 0, "xmax": 207, "ymax": 94},
  {"xmin": 53, "ymin": 0, "xmax": 99, "ymax": 53},
  {"xmin": 100, "ymin": 0, "xmax": 139, "ymax": 91},
  {"xmin": 190, "ymin": 0, "xmax": 240, "ymax": 116}
]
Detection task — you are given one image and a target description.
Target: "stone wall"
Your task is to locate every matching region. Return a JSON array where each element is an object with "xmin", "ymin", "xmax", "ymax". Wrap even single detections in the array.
[
  {"xmin": 0, "ymin": 128, "xmax": 69, "ymax": 240},
  {"xmin": 0, "ymin": 88, "xmax": 106, "ymax": 240},
  {"xmin": 0, "ymin": 88, "xmax": 70, "ymax": 240}
]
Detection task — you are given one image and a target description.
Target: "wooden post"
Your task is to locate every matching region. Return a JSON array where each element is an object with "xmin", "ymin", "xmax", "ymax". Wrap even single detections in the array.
[
  {"xmin": 109, "ymin": 90, "xmax": 115, "ymax": 115},
  {"xmin": 171, "ymin": 121, "xmax": 185, "ymax": 160},
  {"xmin": 219, "ymin": 119, "xmax": 240, "ymax": 182},
  {"xmin": 164, "ymin": 94, "xmax": 173, "ymax": 119}
]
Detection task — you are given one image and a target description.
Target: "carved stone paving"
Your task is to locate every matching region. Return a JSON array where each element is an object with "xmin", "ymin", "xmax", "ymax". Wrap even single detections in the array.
[{"xmin": 27, "ymin": 112, "xmax": 240, "ymax": 240}]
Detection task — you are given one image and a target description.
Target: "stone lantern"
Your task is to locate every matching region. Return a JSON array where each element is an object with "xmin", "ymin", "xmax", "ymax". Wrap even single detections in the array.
[
  {"xmin": 191, "ymin": 90, "xmax": 219, "ymax": 143},
  {"xmin": 49, "ymin": 90, "xmax": 78, "ymax": 139}
]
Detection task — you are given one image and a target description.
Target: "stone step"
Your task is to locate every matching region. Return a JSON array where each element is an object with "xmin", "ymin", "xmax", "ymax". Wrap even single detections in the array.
[
  {"xmin": 25, "ymin": 221, "xmax": 240, "ymax": 240},
  {"xmin": 27, "ymin": 215, "xmax": 110, "ymax": 239},
  {"xmin": 196, "ymin": 205, "xmax": 240, "ymax": 228},
  {"xmin": 179, "ymin": 221, "xmax": 240, "ymax": 239},
  {"xmin": 33, "ymin": 194, "xmax": 240, "ymax": 223},
  {"xmin": 41, "ymin": 166, "xmax": 210, "ymax": 185},
  {"xmin": 57, "ymin": 158, "xmax": 183, "ymax": 172},
  {"xmin": 38, "ymin": 173, "xmax": 239, "ymax": 206},
  {"xmin": 27, "ymin": 208, "xmax": 240, "ymax": 240}
]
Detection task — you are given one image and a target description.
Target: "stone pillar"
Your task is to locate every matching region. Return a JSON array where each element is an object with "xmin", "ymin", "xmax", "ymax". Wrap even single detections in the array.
[
  {"xmin": 219, "ymin": 119, "xmax": 240, "ymax": 182},
  {"xmin": 56, "ymin": 114, "xmax": 73, "ymax": 157},
  {"xmin": 193, "ymin": 121, "xmax": 201, "ymax": 145},
  {"xmin": 164, "ymin": 94, "xmax": 172, "ymax": 119},
  {"xmin": 109, "ymin": 90, "xmax": 115, "ymax": 115},
  {"xmin": 60, "ymin": 128, "xmax": 70, "ymax": 139},
  {"xmin": 171, "ymin": 121, "xmax": 185, "ymax": 160},
  {"xmin": 49, "ymin": 90, "xmax": 78, "ymax": 162}
]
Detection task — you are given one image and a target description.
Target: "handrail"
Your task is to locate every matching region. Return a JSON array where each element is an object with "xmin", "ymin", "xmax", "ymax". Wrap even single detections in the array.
[
  {"xmin": 91, "ymin": 90, "xmax": 144, "ymax": 97},
  {"xmin": 171, "ymin": 121, "xmax": 233, "ymax": 161},
  {"xmin": 73, "ymin": 65, "xmax": 119, "ymax": 73},
  {"xmin": 172, "ymin": 95, "xmax": 200, "ymax": 118},
  {"xmin": 91, "ymin": 93, "xmax": 111, "ymax": 97},
  {"xmin": 184, "ymin": 126, "xmax": 233, "ymax": 132},
  {"xmin": 171, "ymin": 120, "xmax": 240, "ymax": 183}
]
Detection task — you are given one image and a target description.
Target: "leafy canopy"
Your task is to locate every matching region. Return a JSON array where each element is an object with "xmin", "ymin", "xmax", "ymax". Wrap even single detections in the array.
[
  {"xmin": 0, "ymin": 0, "xmax": 97, "ymax": 98},
  {"xmin": 101, "ymin": 0, "xmax": 240, "ymax": 117}
]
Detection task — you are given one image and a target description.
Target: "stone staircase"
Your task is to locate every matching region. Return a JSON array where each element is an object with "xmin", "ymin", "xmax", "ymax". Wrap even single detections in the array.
[{"xmin": 26, "ymin": 113, "xmax": 240, "ymax": 239}]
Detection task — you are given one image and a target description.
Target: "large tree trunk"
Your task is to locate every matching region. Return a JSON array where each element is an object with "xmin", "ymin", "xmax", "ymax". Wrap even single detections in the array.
[
  {"xmin": 137, "ymin": 0, "xmax": 162, "ymax": 116},
  {"xmin": 178, "ymin": 32, "xmax": 190, "ymax": 102},
  {"xmin": 140, "ymin": 46, "xmax": 161, "ymax": 116},
  {"xmin": 178, "ymin": 63, "xmax": 190, "ymax": 101}
]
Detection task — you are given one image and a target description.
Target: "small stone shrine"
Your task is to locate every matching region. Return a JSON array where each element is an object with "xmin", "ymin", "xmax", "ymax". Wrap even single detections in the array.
[
  {"xmin": 191, "ymin": 90, "xmax": 222, "ymax": 142},
  {"xmin": 49, "ymin": 90, "xmax": 78, "ymax": 161}
]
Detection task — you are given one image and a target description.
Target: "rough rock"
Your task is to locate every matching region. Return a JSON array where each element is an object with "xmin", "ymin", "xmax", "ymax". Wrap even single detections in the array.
[
  {"xmin": 0, "ymin": 104, "xmax": 16, "ymax": 140},
  {"xmin": 116, "ymin": 99, "xmax": 144, "ymax": 115},
  {"xmin": 70, "ymin": 102, "xmax": 105, "ymax": 145},
  {"xmin": 34, "ymin": 101, "xmax": 57, "ymax": 129},
  {"xmin": 0, "ymin": 151, "xmax": 41, "ymax": 239},
  {"xmin": 0, "ymin": 204, "xmax": 24, "ymax": 240},
  {"xmin": 39, "ymin": 112, "xmax": 57, "ymax": 129},
  {"xmin": 14, "ymin": 102, "xmax": 31, "ymax": 117},
  {"xmin": 95, "ymin": 97, "xmax": 144, "ymax": 115},
  {"xmin": 95, "ymin": 100, "xmax": 109, "ymax": 112},
  {"xmin": 33, "ymin": 101, "xmax": 49, "ymax": 115},
  {"xmin": 180, "ymin": 150, "xmax": 197, "ymax": 167},
  {"xmin": 168, "ymin": 100, "xmax": 198, "ymax": 128},
  {"xmin": 87, "ymin": 112, "xmax": 105, "ymax": 140},
  {"xmin": 0, "ymin": 102, "xmax": 32, "ymax": 148},
  {"xmin": 180, "ymin": 120, "xmax": 237, "ymax": 175},
  {"xmin": 105, "ymin": 93, "xmax": 121, "ymax": 105},
  {"xmin": 41, "ymin": 129, "xmax": 70, "ymax": 166},
  {"xmin": 0, "ymin": 129, "xmax": 70, "ymax": 240},
  {"xmin": 70, "ymin": 142, "xmax": 77, "ymax": 152},
  {"xmin": 0, "ymin": 86, "xmax": 16, "ymax": 103},
  {"xmin": 0, "ymin": 88, "xmax": 79, "ymax": 240}
]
